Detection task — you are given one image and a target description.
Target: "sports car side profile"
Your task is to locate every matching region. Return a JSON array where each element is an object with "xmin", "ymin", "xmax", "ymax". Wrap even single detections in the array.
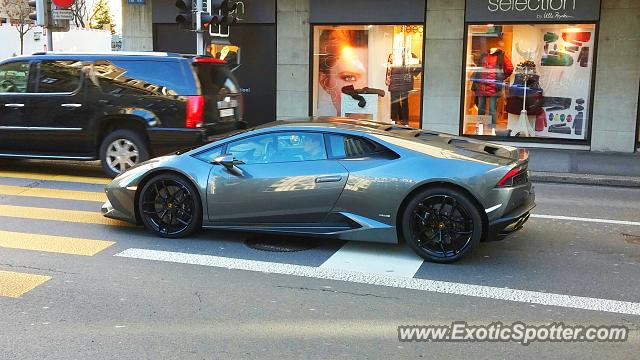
[{"xmin": 102, "ymin": 118, "xmax": 535, "ymax": 263}]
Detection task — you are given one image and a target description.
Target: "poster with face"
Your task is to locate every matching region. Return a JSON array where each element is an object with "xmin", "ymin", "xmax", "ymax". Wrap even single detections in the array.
[{"xmin": 316, "ymin": 30, "xmax": 369, "ymax": 116}]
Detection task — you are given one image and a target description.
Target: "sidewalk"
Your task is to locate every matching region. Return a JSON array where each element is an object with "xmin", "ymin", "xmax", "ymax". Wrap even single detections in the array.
[{"xmin": 526, "ymin": 148, "xmax": 640, "ymax": 187}]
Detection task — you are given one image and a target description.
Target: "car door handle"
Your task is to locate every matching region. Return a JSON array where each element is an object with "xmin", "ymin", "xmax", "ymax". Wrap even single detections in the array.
[
  {"xmin": 61, "ymin": 103, "xmax": 82, "ymax": 108},
  {"xmin": 315, "ymin": 175, "xmax": 342, "ymax": 183},
  {"xmin": 4, "ymin": 103, "xmax": 24, "ymax": 108}
]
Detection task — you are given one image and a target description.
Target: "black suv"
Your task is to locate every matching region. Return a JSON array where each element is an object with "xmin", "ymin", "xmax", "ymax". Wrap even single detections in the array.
[{"xmin": 0, "ymin": 52, "xmax": 243, "ymax": 176}]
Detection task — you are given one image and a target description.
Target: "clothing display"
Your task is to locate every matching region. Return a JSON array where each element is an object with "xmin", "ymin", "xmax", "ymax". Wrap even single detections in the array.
[
  {"xmin": 548, "ymin": 123, "xmax": 572, "ymax": 134},
  {"xmin": 387, "ymin": 65, "xmax": 420, "ymax": 92},
  {"xmin": 535, "ymin": 109, "xmax": 547, "ymax": 131},
  {"xmin": 471, "ymin": 49, "xmax": 514, "ymax": 97},
  {"xmin": 386, "ymin": 59, "xmax": 421, "ymax": 125},
  {"xmin": 463, "ymin": 23, "xmax": 594, "ymax": 141},
  {"xmin": 544, "ymin": 32, "xmax": 559, "ymax": 43},
  {"xmin": 477, "ymin": 96, "xmax": 498, "ymax": 125},
  {"xmin": 577, "ymin": 47, "xmax": 590, "ymax": 67},
  {"xmin": 562, "ymin": 32, "xmax": 591, "ymax": 43},
  {"xmin": 391, "ymin": 92, "xmax": 410, "ymax": 125},
  {"xmin": 565, "ymin": 45, "xmax": 579, "ymax": 52},
  {"xmin": 543, "ymin": 96, "xmax": 572, "ymax": 109},
  {"xmin": 541, "ymin": 52, "xmax": 573, "ymax": 66},
  {"xmin": 573, "ymin": 112, "xmax": 584, "ymax": 135},
  {"xmin": 506, "ymin": 73, "xmax": 543, "ymax": 115}
]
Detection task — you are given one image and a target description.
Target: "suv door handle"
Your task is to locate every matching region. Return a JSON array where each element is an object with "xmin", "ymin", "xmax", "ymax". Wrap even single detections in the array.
[
  {"xmin": 4, "ymin": 103, "xmax": 24, "ymax": 108},
  {"xmin": 315, "ymin": 175, "xmax": 343, "ymax": 183},
  {"xmin": 61, "ymin": 103, "xmax": 82, "ymax": 108}
]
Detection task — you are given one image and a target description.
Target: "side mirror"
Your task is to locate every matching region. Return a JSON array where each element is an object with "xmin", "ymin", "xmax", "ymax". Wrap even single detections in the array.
[{"xmin": 213, "ymin": 154, "xmax": 244, "ymax": 175}]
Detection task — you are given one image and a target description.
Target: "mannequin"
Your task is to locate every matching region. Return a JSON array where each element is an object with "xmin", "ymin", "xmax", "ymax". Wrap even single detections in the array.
[
  {"xmin": 386, "ymin": 51, "xmax": 421, "ymax": 125},
  {"xmin": 471, "ymin": 47, "xmax": 514, "ymax": 127}
]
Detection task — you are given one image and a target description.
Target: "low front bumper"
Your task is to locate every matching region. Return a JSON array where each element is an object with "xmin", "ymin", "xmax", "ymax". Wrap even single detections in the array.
[
  {"xmin": 486, "ymin": 192, "xmax": 536, "ymax": 241},
  {"xmin": 101, "ymin": 199, "xmax": 135, "ymax": 223}
]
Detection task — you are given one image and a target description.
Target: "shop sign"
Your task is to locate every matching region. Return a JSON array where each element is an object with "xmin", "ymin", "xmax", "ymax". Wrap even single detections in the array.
[{"xmin": 465, "ymin": 0, "xmax": 601, "ymax": 22}]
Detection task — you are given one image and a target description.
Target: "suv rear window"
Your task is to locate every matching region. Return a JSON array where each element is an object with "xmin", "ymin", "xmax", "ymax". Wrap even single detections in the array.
[
  {"xmin": 93, "ymin": 60, "xmax": 190, "ymax": 96},
  {"xmin": 193, "ymin": 63, "xmax": 239, "ymax": 96}
]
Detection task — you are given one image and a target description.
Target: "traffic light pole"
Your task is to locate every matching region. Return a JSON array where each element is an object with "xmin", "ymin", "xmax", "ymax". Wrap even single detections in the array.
[
  {"xmin": 196, "ymin": 0, "xmax": 204, "ymax": 55},
  {"xmin": 47, "ymin": 28, "xmax": 53, "ymax": 51}
]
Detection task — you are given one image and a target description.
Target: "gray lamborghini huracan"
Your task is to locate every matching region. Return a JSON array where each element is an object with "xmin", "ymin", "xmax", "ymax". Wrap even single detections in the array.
[{"xmin": 102, "ymin": 117, "xmax": 535, "ymax": 263}]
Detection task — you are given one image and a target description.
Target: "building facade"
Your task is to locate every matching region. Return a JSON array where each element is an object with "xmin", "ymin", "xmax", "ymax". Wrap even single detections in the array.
[{"xmin": 122, "ymin": 0, "xmax": 640, "ymax": 153}]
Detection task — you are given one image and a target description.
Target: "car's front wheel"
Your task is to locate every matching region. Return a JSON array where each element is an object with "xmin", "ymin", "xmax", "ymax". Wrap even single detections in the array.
[
  {"xmin": 138, "ymin": 174, "xmax": 202, "ymax": 238},
  {"xmin": 402, "ymin": 187, "xmax": 483, "ymax": 263}
]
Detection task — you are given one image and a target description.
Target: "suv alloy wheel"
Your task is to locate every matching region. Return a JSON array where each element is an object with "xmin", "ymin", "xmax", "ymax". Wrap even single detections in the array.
[{"xmin": 99, "ymin": 129, "xmax": 150, "ymax": 177}]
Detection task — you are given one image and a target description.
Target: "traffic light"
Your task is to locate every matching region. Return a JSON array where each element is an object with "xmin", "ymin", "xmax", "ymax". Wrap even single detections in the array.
[
  {"xmin": 175, "ymin": 0, "xmax": 195, "ymax": 30},
  {"xmin": 198, "ymin": 11, "xmax": 214, "ymax": 30},
  {"xmin": 210, "ymin": 0, "xmax": 238, "ymax": 26},
  {"xmin": 28, "ymin": 0, "xmax": 48, "ymax": 27}
]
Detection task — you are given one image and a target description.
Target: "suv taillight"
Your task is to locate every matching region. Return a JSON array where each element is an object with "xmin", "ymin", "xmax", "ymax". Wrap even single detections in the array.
[
  {"xmin": 496, "ymin": 166, "xmax": 526, "ymax": 187},
  {"xmin": 186, "ymin": 95, "xmax": 204, "ymax": 128}
]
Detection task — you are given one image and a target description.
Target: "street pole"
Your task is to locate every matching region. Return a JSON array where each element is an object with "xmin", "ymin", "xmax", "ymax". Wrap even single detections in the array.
[
  {"xmin": 47, "ymin": 28, "xmax": 53, "ymax": 51},
  {"xmin": 196, "ymin": 0, "xmax": 204, "ymax": 55}
]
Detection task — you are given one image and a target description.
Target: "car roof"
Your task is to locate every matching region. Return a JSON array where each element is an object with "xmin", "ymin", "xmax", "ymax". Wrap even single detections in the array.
[
  {"xmin": 253, "ymin": 117, "xmax": 412, "ymax": 135},
  {"xmin": 9, "ymin": 52, "xmax": 193, "ymax": 62}
]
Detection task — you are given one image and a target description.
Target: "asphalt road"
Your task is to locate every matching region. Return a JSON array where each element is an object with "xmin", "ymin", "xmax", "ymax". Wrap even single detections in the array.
[{"xmin": 0, "ymin": 159, "xmax": 639, "ymax": 359}]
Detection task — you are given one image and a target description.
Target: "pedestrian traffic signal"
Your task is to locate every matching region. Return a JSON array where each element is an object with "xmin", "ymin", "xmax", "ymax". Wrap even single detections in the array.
[
  {"xmin": 28, "ymin": 0, "xmax": 48, "ymax": 27},
  {"xmin": 175, "ymin": 0, "xmax": 195, "ymax": 30},
  {"xmin": 210, "ymin": 0, "xmax": 238, "ymax": 26},
  {"xmin": 198, "ymin": 11, "xmax": 214, "ymax": 30}
]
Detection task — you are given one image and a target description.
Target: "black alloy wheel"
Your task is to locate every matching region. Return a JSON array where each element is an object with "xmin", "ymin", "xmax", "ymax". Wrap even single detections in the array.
[
  {"xmin": 403, "ymin": 187, "xmax": 483, "ymax": 263},
  {"xmin": 138, "ymin": 174, "xmax": 202, "ymax": 238}
]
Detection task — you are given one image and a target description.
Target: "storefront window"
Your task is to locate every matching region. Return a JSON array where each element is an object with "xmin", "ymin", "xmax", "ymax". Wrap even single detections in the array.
[
  {"xmin": 312, "ymin": 25, "xmax": 424, "ymax": 127},
  {"xmin": 462, "ymin": 24, "xmax": 596, "ymax": 140}
]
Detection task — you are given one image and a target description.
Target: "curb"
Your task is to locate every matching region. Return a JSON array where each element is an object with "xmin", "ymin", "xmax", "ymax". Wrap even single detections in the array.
[{"xmin": 530, "ymin": 171, "xmax": 640, "ymax": 188}]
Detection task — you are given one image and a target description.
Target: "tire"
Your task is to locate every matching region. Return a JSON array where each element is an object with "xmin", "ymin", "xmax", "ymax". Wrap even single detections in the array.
[
  {"xmin": 401, "ymin": 187, "xmax": 483, "ymax": 263},
  {"xmin": 138, "ymin": 173, "xmax": 203, "ymax": 238},
  {"xmin": 99, "ymin": 129, "xmax": 150, "ymax": 177}
]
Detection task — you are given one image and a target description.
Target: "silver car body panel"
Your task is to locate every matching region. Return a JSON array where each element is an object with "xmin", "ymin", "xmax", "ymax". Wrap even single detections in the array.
[{"xmin": 103, "ymin": 118, "xmax": 534, "ymax": 243}]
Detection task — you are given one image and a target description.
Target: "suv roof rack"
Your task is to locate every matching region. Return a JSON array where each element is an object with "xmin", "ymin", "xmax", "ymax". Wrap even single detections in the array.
[{"xmin": 32, "ymin": 51, "xmax": 181, "ymax": 57}]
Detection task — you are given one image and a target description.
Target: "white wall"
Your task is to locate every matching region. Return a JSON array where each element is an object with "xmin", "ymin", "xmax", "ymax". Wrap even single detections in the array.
[{"xmin": 0, "ymin": 24, "xmax": 111, "ymax": 59}]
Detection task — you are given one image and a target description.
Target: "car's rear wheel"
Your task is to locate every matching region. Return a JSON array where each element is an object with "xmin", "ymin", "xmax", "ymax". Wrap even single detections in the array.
[
  {"xmin": 138, "ymin": 174, "xmax": 202, "ymax": 238},
  {"xmin": 402, "ymin": 187, "xmax": 483, "ymax": 263},
  {"xmin": 99, "ymin": 129, "xmax": 150, "ymax": 177}
]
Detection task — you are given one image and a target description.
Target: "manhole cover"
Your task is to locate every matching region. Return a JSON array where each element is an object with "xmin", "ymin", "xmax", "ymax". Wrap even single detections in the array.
[
  {"xmin": 623, "ymin": 234, "xmax": 640, "ymax": 245},
  {"xmin": 244, "ymin": 235, "xmax": 320, "ymax": 252}
]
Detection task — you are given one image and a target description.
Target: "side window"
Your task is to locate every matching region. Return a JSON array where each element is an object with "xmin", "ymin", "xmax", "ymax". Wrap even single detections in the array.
[
  {"xmin": 326, "ymin": 134, "xmax": 377, "ymax": 159},
  {"xmin": 227, "ymin": 132, "xmax": 327, "ymax": 165},
  {"xmin": 93, "ymin": 60, "xmax": 188, "ymax": 96},
  {"xmin": 36, "ymin": 61, "xmax": 83, "ymax": 93},
  {"xmin": 0, "ymin": 61, "xmax": 30, "ymax": 93},
  {"xmin": 193, "ymin": 146, "xmax": 224, "ymax": 163}
]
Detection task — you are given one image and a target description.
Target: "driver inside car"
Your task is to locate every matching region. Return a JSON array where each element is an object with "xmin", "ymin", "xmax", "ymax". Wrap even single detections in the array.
[{"xmin": 301, "ymin": 135, "xmax": 325, "ymax": 161}]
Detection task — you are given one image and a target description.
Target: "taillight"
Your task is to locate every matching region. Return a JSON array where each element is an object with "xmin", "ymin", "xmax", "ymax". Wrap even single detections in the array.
[
  {"xmin": 193, "ymin": 57, "xmax": 226, "ymax": 64},
  {"xmin": 186, "ymin": 95, "xmax": 204, "ymax": 128},
  {"xmin": 497, "ymin": 166, "xmax": 524, "ymax": 187}
]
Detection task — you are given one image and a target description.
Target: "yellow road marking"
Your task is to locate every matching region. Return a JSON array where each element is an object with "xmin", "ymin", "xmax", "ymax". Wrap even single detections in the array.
[
  {"xmin": 0, "ymin": 184, "xmax": 106, "ymax": 202},
  {"xmin": 0, "ymin": 204, "xmax": 131, "ymax": 227},
  {"xmin": 0, "ymin": 171, "xmax": 110, "ymax": 185},
  {"xmin": 0, "ymin": 230, "xmax": 115, "ymax": 256},
  {"xmin": 0, "ymin": 270, "xmax": 51, "ymax": 298}
]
